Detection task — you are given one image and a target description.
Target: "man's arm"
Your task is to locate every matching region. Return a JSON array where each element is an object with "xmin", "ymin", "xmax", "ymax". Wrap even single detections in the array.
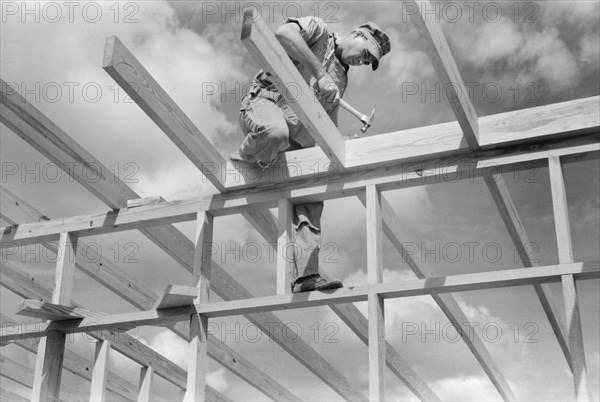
[{"xmin": 275, "ymin": 23, "xmax": 339, "ymax": 105}]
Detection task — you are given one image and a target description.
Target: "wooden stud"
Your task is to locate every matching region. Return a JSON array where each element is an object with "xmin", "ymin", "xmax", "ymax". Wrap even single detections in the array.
[
  {"xmin": 89, "ymin": 340, "xmax": 111, "ymax": 401},
  {"xmin": 366, "ymin": 185, "xmax": 385, "ymax": 401},
  {"xmin": 184, "ymin": 211, "xmax": 214, "ymax": 402},
  {"xmin": 548, "ymin": 156, "xmax": 590, "ymax": 401},
  {"xmin": 138, "ymin": 365, "xmax": 154, "ymax": 402},
  {"xmin": 277, "ymin": 199, "xmax": 294, "ymax": 295},
  {"xmin": 31, "ymin": 231, "xmax": 77, "ymax": 401}
]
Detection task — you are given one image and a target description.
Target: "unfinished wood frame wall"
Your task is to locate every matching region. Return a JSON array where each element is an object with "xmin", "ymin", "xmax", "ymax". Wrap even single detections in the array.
[{"xmin": 1, "ymin": 2, "xmax": 599, "ymax": 401}]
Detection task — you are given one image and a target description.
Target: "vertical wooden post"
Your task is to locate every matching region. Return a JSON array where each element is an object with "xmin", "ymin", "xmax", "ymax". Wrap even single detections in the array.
[
  {"xmin": 548, "ymin": 156, "xmax": 590, "ymax": 401},
  {"xmin": 184, "ymin": 211, "xmax": 214, "ymax": 402},
  {"xmin": 137, "ymin": 365, "xmax": 153, "ymax": 401},
  {"xmin": 366, "ymin": 185, "xmax": 385, "ymax": 401},
  {"xmin": 89, "ymin": 340, "xmax": 111, "ymax": 401},
  {"xmin": 277, "ymin": 199, "xmax": 294, "ymax": 295},
  {"xmin": 31, "ymin": 231, "xmax": 77, "ymax": 401}
]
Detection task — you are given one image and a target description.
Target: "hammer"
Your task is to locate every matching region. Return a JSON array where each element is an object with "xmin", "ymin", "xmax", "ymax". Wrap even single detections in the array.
[{"xmin": 339, "ymin": 99, "xmax": 375, "ymax": 137}]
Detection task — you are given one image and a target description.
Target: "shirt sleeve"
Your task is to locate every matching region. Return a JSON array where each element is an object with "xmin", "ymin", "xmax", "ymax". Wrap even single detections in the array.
[{"xmin": 285, "ymin": 16, "xmax": 328, "ymax": 47}]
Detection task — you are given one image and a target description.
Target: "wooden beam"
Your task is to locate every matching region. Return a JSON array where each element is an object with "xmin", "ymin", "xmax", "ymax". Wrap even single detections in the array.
[
  {"xmin": 548, "ymin": 156, "xmax": 590, "ymax": 401},
  {"xmin": 101, "ymin": 36, "xmax": 277, "ymax": 243},
  {"xmin": 224, "ymin": 96, "xmax": 599, "ymax": 189},
  {"xmin": 0, "ymin": 193, "xmax": 302, "ymax": 402},
  {"xmin": 102, "ymin": 37, "xmax": 227, "ymax": 191},
  {"xmin": 184, "ymin": 212, "xmax": 213, "ymax": 402},
  {"xmin": 137, "ymin": 365, "xmax": 153, "ymax": 402},
  {"xmin": 240, "ymin": 8, "xmax": 346, "ymax": 166},
  {"xmin": 31, "ymin": 231, "xmax": 77, "ymax": 401},
  {"xmin": 2, "ymin": 78, "xmax": 360, "ymax": 401},
  {"xmin": 405, "ymin": 0, "xmax": 479, "ymax": 149},
  {"xmin": 17, "ymin": 299, "xmax": 88, "ymax": 321},
  {"xmin": 0, "ymin": 385, "xmax": 28, "ymax": 402},
  {"xmin": 485, "ymin": 174, "xmax": 571, "ymax": 372},
  {"xmin": 90, "ymin": 340, "xmax": 111, "ymax": 401},
  {"xmin": 127, "ymin": 196, "xmax": 165, "ymax": 208},
  {"xmin": 3, "ymin": 262, "xmax": 597, "ymax": 340},
  {"xmin": 277, "ymin": 199, "xmax": 294, "ymax": 295},
  {"xmin": 4, "ymin": 140, "xmax": 596, "ymax": 248},
  {"xmin": 366, "ymin": 185, "xmax": 385, "ymax": 401}
]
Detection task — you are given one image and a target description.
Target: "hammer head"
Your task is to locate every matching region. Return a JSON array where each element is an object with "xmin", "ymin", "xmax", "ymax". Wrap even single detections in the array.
[{"xmin": 360, "ymin": 108, "xmax": 376, "ymax": 133}]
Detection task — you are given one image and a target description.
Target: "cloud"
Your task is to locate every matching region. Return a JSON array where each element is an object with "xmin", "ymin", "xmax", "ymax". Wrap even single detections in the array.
[
  {"xmin": 450, "ymin": 19, "xmax": 524, "ymax": 67},
  {"xmin": 433, "ymin": 375, "xmax": 501, "ymax": 401},
  {"xmin": 514, "ymin": 28, "xmax": 579, "ymax": 91},
  {"xmin": 146, "ymin": 329, "xmax": 229, "ymax": 392},
  {"xmin": 580, "ymin": 32, "xmax": 600, "ymax": 68},
  {"xmin": 388, "ymin": 28, "xmax": 436, "ymax": 86}
]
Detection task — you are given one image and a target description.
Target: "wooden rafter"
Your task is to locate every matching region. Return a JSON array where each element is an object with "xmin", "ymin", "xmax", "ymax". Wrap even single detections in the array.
[
  {"xmin": 548, "ymin": 156, "xmax": 591, "ymax": 400},
  {"xmin": 404, "ymin": 2, "xmax": 583, "ymax": 393},
  {"xmin": 102, "ymin": 37, "xmax": 278, "ymax": 243}
]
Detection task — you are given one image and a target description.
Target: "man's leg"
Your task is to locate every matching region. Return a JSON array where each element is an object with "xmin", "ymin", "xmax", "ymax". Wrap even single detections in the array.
[
  {"xmin": 291, "ymin": 202, "xmax": 343, "ymax": 293},
  {"xmin": 235, "ymin": 97, "xmax": 290, "ymax": 167}
]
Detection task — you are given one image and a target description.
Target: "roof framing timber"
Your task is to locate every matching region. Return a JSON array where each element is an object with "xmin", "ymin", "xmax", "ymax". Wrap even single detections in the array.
[
  {"xmin": 3, "ymin": 262, "xmax": 598, "ymax": 341},
  {"xmin": 3, "ymin": 138, "xmax": 596, "ymax": 246},
  {"xmin": 101, "ymin": 35, "xmax": 438, "ymax": 400},
  {"xmin": 403, "ymin": 2, "xmax": 577, "ymax": 396},
  {"xmin": 229, "ymin": 96, "xmax": 598, "ymax": 190}
]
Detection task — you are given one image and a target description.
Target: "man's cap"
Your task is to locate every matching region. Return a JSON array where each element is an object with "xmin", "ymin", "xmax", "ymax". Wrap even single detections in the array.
[{"xmin": 355, "ymin": 22, "xmax": 391, "ymax": 71}]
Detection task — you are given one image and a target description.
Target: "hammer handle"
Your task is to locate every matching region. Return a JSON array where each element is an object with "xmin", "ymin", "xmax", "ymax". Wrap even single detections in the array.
[{"xmin": 339, "ymin": 99, "xmax": 366, "ymax": 122}]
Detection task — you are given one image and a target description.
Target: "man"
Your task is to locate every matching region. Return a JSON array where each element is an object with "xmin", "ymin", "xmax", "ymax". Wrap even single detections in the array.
[{"xmin": 231, "ymin": 16, "xmax": 391, "ymax": 293}]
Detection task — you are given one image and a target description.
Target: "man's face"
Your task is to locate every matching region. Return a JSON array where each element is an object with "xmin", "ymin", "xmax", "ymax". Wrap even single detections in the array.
[{"xmin": 339, "ymin": 32, "xmax": 376, "ymax": 67}]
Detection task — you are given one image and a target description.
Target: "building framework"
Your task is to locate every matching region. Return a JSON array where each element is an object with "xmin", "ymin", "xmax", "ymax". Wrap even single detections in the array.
[{"xmin": 1, "ymin": 3, "xmax": 599, "ymax": 401}]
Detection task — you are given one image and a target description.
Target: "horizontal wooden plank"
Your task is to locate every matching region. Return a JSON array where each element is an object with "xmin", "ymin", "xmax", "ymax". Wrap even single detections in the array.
[
  {"xmin": 221, "ymin": 96, "xmax": 599, "ymax": 189},
  {"xmin": 17, "ymin": 299, "xmax": 89, "ymax": 321},
  {"xmin": 3, "ymin": 139, "xmax": 597, "ymax": 248},
  {"xmin": 103, "ymin": 36, "xmax": 229, "ymax": 191},
  {"xmin": 3, "ymin": 262, "xmax": 597, "ymax": 341}
]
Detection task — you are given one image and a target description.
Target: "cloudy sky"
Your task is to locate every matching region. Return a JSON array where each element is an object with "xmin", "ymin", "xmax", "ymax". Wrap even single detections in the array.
[{"xmin": 1, "ymin": 1, "xmax": 599, "ymax": 401}]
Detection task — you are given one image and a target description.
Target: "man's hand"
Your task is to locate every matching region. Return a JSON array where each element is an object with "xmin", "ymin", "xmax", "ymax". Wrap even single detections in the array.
[{"xmin": 316, "ymin": 74, "xmax": 340, "ymax": 105}]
